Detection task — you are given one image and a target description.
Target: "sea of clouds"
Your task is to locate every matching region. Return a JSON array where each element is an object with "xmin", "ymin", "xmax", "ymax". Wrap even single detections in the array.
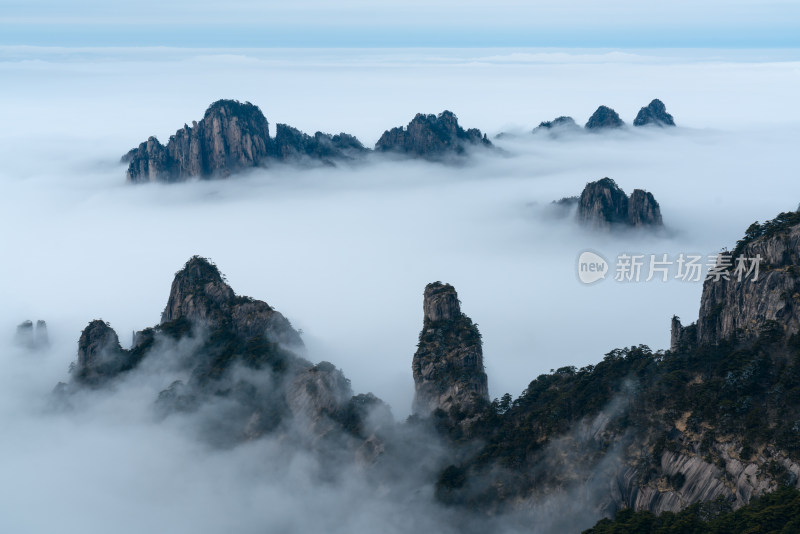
[{"xmin": 1, "ymin": 47, "xmax": 799, "ymax": 533}]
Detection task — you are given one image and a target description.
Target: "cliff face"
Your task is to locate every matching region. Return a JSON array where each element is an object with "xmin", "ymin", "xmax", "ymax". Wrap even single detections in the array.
[
  {"xmin": 577, "ymin": 178, "xmax": 629, "ymax": 227},
  {"xmin": 123, "ymin": 137, "xmax": 174, "ymax": 183},
  {"xmin": 585, "ymin": 106, "xmax": 625, "ymax": 130},
  {"xmin": 628, "ymin": 189, "xmax": 663, "ymax": 227},
  {"xmin": 412, "ymin": 282, "xmax": 488, "ymax": 416},
  {"xmin": 169, "ymin": 100, "xmax": 271, "ymax": 179},
  {"xmin": 124, "ymin": 101, "xmax": 271, "ymax": 182},
  {"xmin": 576, "ymin": 178, "xmax": 663, "ymax": 229},
  {"xmin": 614, "ymin": 444, "xmax": 800, "ymax": 515},
  {"xmin": 696, "ymin": 213, "xmax": 800, "ymax": 346},
  {"xmin": 633, "ymin": 99, "xmax": 676, "ymax": 127},
  {"xmin": 123, "ymin": 100, "xmax": 366, "ymax": 182},
  {"xmin": 611, "ymin": 217, "xmax": 800, "ymax": 514},
  {"xmin": 375, "ymin": 111, "xmax": 492, "ymax": 159}
]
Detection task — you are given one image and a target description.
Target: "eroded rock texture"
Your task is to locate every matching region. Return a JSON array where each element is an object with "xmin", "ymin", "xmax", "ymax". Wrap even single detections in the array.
[
  {"xmin": 696, "ymin": 215, "xmax": 800, "ymax": 345},
  {"xmin": 412, "ymin": 282, "xmax": 488, "ymax": 415}
]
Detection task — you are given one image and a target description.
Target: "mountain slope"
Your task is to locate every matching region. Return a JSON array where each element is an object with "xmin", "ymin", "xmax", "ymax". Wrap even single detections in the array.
[{"xmin": 434, "ymin": 211, "xmax": 800, "ymax": 520}]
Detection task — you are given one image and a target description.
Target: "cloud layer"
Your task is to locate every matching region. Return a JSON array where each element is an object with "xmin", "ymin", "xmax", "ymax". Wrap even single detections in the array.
[{"xmin": 1, "ymin": 47, "xmax": 799, "ymax": 532}]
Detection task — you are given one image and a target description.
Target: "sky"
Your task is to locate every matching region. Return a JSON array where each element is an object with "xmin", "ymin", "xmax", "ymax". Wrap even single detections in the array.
[{"xmin": 1, "ymin": 0, "xmax": 800, "ymax": 47}]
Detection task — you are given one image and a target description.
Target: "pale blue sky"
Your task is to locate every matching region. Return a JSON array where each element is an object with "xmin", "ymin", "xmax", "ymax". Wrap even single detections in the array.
[{"xmin": 1, "ymin": 0, "xmax": 799, "ymax": 47}]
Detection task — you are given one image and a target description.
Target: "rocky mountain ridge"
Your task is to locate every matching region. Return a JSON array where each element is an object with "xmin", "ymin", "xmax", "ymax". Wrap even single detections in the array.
[
  {"xmin": 532, "ymin": 99, "xmax": 676, "ymax": 135},
  {"xmin": 123, "ymin": 100, "xmax": 367, "ymax": 182},
  {"xmin": 123, "ymin": 98, "xmax": 679, "ymax": 182},
  {"xmin": 123, "ymin": 101, "xmax": 492, "ymax": 182}
]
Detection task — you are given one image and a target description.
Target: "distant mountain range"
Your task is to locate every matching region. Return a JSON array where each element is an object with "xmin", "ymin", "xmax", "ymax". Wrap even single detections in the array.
[{"xmin": 121, "ymin": 98, "xmax": 676, "ymax": 183}]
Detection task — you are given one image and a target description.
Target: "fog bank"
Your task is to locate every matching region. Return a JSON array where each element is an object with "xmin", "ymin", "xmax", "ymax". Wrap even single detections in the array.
[{"xmin": 1, "ymin": 47, "xmax": 799, "ymax": 533}]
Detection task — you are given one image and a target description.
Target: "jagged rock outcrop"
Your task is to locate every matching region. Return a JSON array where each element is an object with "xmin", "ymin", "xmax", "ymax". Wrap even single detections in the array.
[
  {"xmin": 74, "ymin": 320, "xmax": 131, "ymax": 385},
  {"xmin": 375, "ymin": 111, "xmax": 492, "ymax": 159},
  {"xmin": 695, "ymin": 213, "xmax": 800, "ymax": 346},
  {"xmin": 14, "ymin": 319, "xmax": 49, "ymax": 350},
  {"xmin": 633, "ymin": 99, "xmax": 676, "ymax": 127},
  {"xmin": 123, "ymin": 100, "xmax": 365, "ymax": 182},
  {"xmin": 670, "ymin": 316, "xmax": 697, "ymax": 352},
  {"xmin": 576, "ymin": 178, "xmax": 663, "ymax": 229},
  {"xmin": 585, "ymin": 106, "xmax": 625, "ymax": 130},
  {"xmin": 161, "ymin": 255, "xmax": 302, "ymax": 347},
  {"xmin": 412, "ymin": 282, "xmax": 488, "ymax": 416},
  {"xmin": 122, "ymin": 137, "xmax": 174, "ymax": 182},
  {"xmin": 533, "ymin": 116, "xmax": 580, "ymax": 135}
]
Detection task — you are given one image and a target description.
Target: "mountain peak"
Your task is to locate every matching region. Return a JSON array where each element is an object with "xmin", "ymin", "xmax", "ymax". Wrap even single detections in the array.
[
  {"xmin": 75, "ymin": 320, "xmax": 125, "ymax": 385},
  {"xmin": 423, "ymin": 282, "xmax": 461, "ymax": 322},
  {"xmin": 585, "ymin": 105, "xmax": 625, "ymax": 130},
  {"xmin": 203, "ymin": 99, "xmax": 265, "ymax": 121},
  {"xmin": 633, "ymin": 98, "xmax": 676, "ymax": 127},
  {"xmin": 161, "ymin": 256, "xmax": 235, "ymax": 325}
]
